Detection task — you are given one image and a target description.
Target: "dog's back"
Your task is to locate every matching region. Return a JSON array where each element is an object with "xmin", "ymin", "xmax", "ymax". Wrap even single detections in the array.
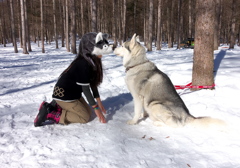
[
  {"xmin": 115, "ymin": 34, "xmax": 227, "ymax": 131},
  {"xmin": 128, "ymin": 61, "xmax": 193, "ymax": 127}
]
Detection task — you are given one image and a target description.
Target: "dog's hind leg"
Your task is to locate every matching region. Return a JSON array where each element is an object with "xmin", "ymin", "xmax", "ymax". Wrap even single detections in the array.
[
  {"xmin": 148, "ymin": 103, "xmax": 181, "ymax": 128},
  {"xmin": 127, "ymin": 96, "xmax": 143, "ymax": 125}
]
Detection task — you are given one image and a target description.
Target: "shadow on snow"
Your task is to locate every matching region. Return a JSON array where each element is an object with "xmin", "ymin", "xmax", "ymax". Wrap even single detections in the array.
[
  {"xmin": 0, "ymin": 80, "xmax": 56, "ymax": 96},
  {"xmin": 103, "ymin": 93, "xmax": 133, "ymax": 121},
  {"xmin": 214, "ymin": 50, "xmax": 226, "ymax": 78}
]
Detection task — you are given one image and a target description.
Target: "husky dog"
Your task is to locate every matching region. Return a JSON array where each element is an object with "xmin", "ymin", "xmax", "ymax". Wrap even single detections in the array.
[{"xmin": 114, "ymin": 34, "xmax": 226, "ymax": 130}]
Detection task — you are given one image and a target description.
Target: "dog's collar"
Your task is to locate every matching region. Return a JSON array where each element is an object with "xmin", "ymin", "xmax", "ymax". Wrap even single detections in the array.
[{"xmin": 125, "ymin": 60, "xmax": 149, "ymax": 72}]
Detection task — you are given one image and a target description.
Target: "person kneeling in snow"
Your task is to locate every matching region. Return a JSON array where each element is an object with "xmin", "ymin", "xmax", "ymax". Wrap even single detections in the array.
[{"xmin": 34, "ymin": 32, "xmax": 113, "ymax": 126}]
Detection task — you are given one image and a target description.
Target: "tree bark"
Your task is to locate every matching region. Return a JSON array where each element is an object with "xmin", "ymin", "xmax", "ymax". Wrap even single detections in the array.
[
  {"xmin": 10, "ymin": 0, "xmax": 18, "ymax": 53},
  {"xmin": 24, "ymin": 0, "xmax": 32, "ymax": 52},
  {"xmin": 189, "ymin": 0, "xmax": 192, "ymax": 38},
  {"xmin": 17, "ymin": 0, "xmax": 22, "ymax": 48},
  {"xmin": 167, "ymin": 1, "xmax": 173, "ymax": 48},
  {"xmin": 122, "ymin": 0, "xmax": 126, "ymax": 42},
  {"xmin": 192, "ymin": 0, "xmax": 215, "ymax": 90},
  {"xmin": 70, "ymin": 0, "xmax": 76, "ymax": 54},
  {"xmin": 40, "ymin": 0, "xmax": 45, "ymax": 53},
  {"xmin": 177, "ymin": 0, "xmax": 182, "ymax": 49},
  {"xmin": 53, "ymin": 0, "xmax": 58, "ymax": 49},
  {"xmin": 90, "ymin": 0, "xmax": 97, "ymax": 32},
  {"xmin": 61, "ymin": 0, "xmax": 65, "ymax": 47},
  {"xmin": 20, "ymin": 0, "xmax": 28, "ymax": 54},
  {"xmin": 0, "ymin": 2, "xmax": 6, "ymax": 47},
  {"xmin": 147, "ymin": 0, "xmax": 153, "ymax": 51},
  {"xmin": 80, "ymin": 0, "xmax": 85, "ymax": 36},
  {"xmin": 156, "ymin": 0, "xmax": 162, "ymax": 50},
  {"xmin": 229, "ymin": 0, "xmax": 236, "ymax": 49},
  {"xmin": 65, "ymin": 0, "xmax": 70, "ymax": 52},
  {"xmin": 118, "ymin": 0, "xmax": 122, "ymax": 44},
  {"xmin": 144, "ymin": 0, "xmax": 148, "ymax": 46},
  {"xmin": 112, "ymin": 0, "xmax": 117, "ymax": 46},
  {"xmin": 214, "ymin": 0, "xmax": 220, "ymax": 50}
]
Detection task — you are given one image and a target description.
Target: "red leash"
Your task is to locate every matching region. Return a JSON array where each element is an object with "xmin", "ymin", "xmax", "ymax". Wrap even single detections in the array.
[{"xmin": 174, "ymin": 82, "xmax": 215, "ymax": 90}]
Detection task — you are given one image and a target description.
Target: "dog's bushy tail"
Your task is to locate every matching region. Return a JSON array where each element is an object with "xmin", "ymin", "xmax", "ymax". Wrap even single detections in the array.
[{"xmin": 187, "ymin": 116, "xmax": 227, "ymax": 132}]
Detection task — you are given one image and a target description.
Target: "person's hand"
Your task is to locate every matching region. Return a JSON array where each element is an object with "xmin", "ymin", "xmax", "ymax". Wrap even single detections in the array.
[
  {"xmin": 96, "ymin": 97, "xmax": 106, "ymax": 114},
  {"xmin": 94, "ymin": 108, "xmax": 106, "ymax": 123}
]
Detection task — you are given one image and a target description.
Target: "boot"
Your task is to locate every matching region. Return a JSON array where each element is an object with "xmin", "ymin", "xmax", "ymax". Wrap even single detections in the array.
[
  {"xmin": 34, "ymin": 101, "xmax": 61, "ymax": 127},
  {"xmin": 46, "ymin": 108, "xmax": 61, "ymax": 124},
  {"xmin": 34, "ymin": 101, "xmax": 53, "ymax": 127}
]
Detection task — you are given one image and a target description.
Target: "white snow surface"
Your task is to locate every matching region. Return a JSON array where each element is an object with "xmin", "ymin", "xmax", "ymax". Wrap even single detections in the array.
[{"xmin": 1, "ymin": 42, "xmax": 240, "ymax": 168}]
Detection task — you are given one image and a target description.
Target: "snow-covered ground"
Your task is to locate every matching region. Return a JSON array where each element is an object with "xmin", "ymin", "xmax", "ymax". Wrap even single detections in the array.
[{"xmin": 0, "ymin": 41, "xmax": 240, "ymax": 168}]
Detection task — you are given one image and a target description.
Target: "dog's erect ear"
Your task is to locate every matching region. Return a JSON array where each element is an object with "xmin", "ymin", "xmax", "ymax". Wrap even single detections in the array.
[
  {"xmin": 95, "ymin": 32, "xmax": 103, "ymax": 43},
  {"xmin": 130, "ymin": 34, "xmax": 137, "ymax": 48},
  {"xmin": 136, "ymin": 35, "xmax": 140, "ymax": 43}
]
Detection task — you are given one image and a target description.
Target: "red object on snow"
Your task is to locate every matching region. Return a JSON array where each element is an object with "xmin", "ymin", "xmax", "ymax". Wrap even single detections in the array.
[{"xmin": 174, "ymin": 82, "xmax": 215, "ymax": 90}]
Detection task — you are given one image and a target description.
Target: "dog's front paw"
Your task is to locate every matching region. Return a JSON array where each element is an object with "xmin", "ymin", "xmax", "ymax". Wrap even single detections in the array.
[
  {"xmin": 153, "ymin": 121, "xmax": 164, "ymax": 127},
  {"xmin": 127, "ymin": 120, "xmax": 137, "ymax": 125}
]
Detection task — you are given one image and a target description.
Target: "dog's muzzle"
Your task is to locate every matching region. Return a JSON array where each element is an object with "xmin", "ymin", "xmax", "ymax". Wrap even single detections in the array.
[{"xmin": 109, "ymin": 43, "xmax": 117, "ymax": 51}]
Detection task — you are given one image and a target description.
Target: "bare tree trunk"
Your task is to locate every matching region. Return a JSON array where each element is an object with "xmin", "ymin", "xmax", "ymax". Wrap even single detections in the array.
[
  {"xmin": 147, "ymin": 0, "xmax": 153, "ymax": 51},
  {"xmin": 192, "ymin": 0, "xmax": 215, "ymax": 90},
  {"xmin": 53, "ymin": 0, "xmax": 58, "ymax": 49},
  {"xmin": 219, "ymin": 0, "xmax": 223, "ymax": 44},
  {"xmin": 229, "ymin": 0, "xmax": 236, "ymax": 49},
  {"xmin": 24, "ymin": 0, "xmax": 31, "ymax": 52},
  {"xmin": 133, "ymin": 0, "xmax": 137, "ymax": 34},
  {"xmin": 10, "ymin": 0, "xmax": 18, "ymax": 53},
  {"xmin": 238, "ymin": 24, "xmax": 240, "ymax": 46},
  {"xmin": 61, "ymin": 0, "xmax": 65, "ymax": 47},
  {"xmin": 65, "ymin": 0, "xmax": 70, "ymax": 52},
  {"xmin": 80, "ymin": 0, "xmax": 85, "ymax": 35},
  {"xmin": 122, "ymin": 0, "xmax": 126, "ymax": 41},
  {"xmin": 40, "ymin": 0, "xmax": 45, "ymax": 53},
  {"xmin": 17, "ymin": 0, "xmax": 22, "ymax": 48},
  {"xmin": 167, "ymin": 1, "xmax": 173, "ymax": 48},
  {"xmin": 189, "ymin": 0, "xmax": 192, "ymax": 38},
  {"xmin": 90, "ymin": 0, "xmax": 97, "ymax": 32},
  {"xmin": 70, "ymin": 0, "xmax": 76, "ymax": 54},
  {"xmin": 0, "ymin": 2, "xmax": 6, "ymax": 47},
  {"xmin": 214, "ymin": 0, "xmax": 220, "ymax": 50},
  {"xmin": 118, "ymin": 0, "xmax": 122, "ymax": 44},
  {"xmin": 144, "ymin": 0, "xmax": 148, "ymax": 46},
  {"xmin": 112, "ymin": 0, "xmax": 117, "ymax": 46},
  {"xmin": 177, "ymin": 0, "xmax": 182, "ymax": 49},
  {"xmin": 20, "ymin": 0, "xmax": 28, "ymax": 54},
  {"xmin": 156, "ymin": 0, "xmax": 162, "ymax": 50}
]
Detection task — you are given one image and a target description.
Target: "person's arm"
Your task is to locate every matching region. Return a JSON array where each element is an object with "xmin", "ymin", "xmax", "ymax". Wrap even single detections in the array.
[
  {"xmin": 91, "ymin": 86, "xmax": 100, "ymax": 98},
  {"xmin": 91, "ymin": 86, "xmax": 106, "ymax": 114},
  {"xmin": 82, "ymin": 85, "xmax": 106, "ymax": 123}
]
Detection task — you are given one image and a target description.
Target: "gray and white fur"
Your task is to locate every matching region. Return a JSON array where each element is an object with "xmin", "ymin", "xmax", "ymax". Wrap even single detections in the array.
[{"xmin": 114, "ymin": 34, "xmax": 226, "ymax": 131}]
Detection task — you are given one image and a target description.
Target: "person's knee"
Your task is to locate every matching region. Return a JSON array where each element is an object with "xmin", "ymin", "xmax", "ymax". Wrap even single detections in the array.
[{"xmin": 80, "ymin": 113, "xmax": 91, "ymax": 123}]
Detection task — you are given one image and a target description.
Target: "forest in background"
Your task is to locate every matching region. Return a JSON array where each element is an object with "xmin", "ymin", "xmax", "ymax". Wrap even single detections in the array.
[{"xmin": 0, "ymin": 0, "xmax": 240, "ymax": 54}]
